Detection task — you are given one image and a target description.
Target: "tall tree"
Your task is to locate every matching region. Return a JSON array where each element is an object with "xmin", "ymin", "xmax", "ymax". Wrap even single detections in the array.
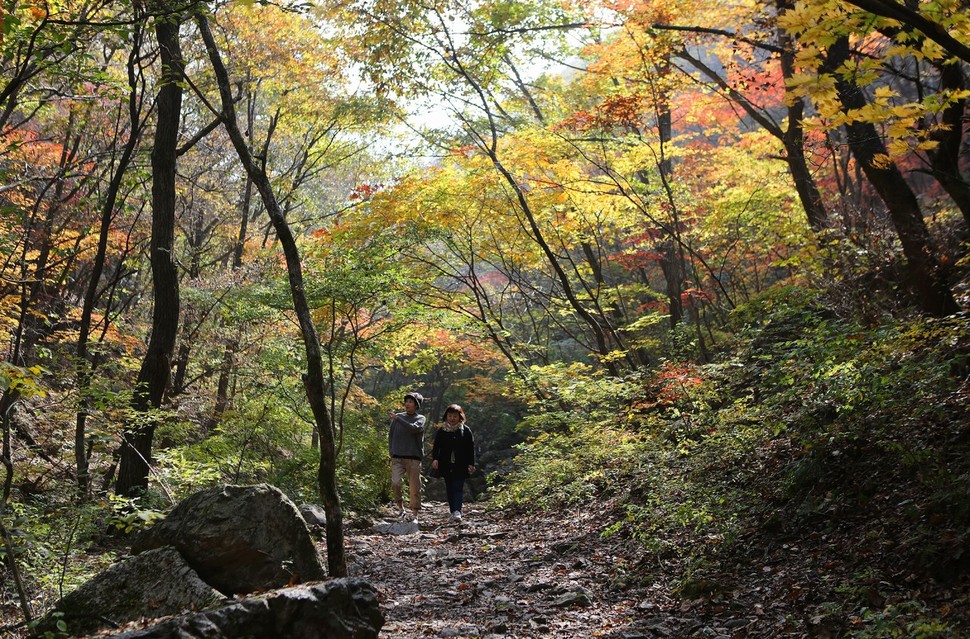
[
  {"xmin": 116, "ymin": 3, "xmax": 184, "ymax": 496},
  {"xmin": 820, "ymin": 37, "xmax": 957, "ymax": 316},
  {"xmin": 195, "ymin": 11, "xmax": 346, "ymax": 577},
  {"xmin": 779, "ymin": 0, "xmax": 963, "ymax": 316}
]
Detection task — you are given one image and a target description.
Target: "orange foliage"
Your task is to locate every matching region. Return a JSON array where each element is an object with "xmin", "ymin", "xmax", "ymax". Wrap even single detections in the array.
[
  {"xmin": 556, "ymin": 94, "xmax": 649, "ymax": 132},
  {"xmin": 348, "ymin": 183, "xmax": 382, "ymax": 201}
]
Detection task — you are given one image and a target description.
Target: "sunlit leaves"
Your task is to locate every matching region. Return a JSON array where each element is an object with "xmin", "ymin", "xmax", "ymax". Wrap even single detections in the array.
[
  {"xmin": 686, "ymin": 130, "xmax": 814, "ymax": 278},
  {"xmin": 0, "ymin": 362, "xmax": 48, "ymax": 397},
  {"xmin": 780, "ymin": 0, "xmax": 970, "ymax": 161},
  {"xmin": 211, "ymin": 2, "xmax": 345, "ymax": 107}
]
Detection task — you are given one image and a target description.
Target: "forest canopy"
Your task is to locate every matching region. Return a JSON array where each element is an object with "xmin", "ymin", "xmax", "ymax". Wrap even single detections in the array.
[{"xmin": 1, "ymin": 0, "xmax": 968, "ymax": 635}]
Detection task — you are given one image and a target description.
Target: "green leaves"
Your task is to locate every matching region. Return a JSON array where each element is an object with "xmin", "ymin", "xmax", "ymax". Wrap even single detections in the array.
[{"xmin": 106, "ymin": 495, "xmax": 165, "ymax": 534}]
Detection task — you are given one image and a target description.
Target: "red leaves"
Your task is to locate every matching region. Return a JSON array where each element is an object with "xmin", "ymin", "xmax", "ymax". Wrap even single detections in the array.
[
  {"xmin": 680, "ymin": 287, "xmax": 713, "ymax": 307},
  {"xmin": 652, "ymin": 360, "xmax": 705, "ymax": 405},
  {"xmin": 608, "ymin": 249, "xmax": 662, "ymax": 270},
  {"xmin": 348, "ymin": 183, "xmax": 380, "ymax": 201},
  {"xmin": 556, "ymin": 95, "xmax": 648, "ymax": 133}
]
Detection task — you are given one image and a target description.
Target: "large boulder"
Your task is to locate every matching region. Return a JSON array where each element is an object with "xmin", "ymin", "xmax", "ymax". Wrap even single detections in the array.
[
  {"xmin": 36, "ymin": 547, "xmax": 223, "ymax": 637},
  {"xmin": 100, "ymin": 579, "xmax": 383, "ymax": 639},
  {"xmin": 132, "ymin": 484, "xmax": 326, "ymax": 595}
]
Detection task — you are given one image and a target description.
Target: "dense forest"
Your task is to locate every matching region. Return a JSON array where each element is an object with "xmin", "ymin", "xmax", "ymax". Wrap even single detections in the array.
[{"xmin": 1, "ymin": 0, "xmax": 969, "ymax": 636}]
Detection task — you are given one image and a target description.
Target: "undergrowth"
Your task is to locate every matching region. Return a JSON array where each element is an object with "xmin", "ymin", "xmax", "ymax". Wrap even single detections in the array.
[{"xmin": 494, "ymin": 286, "xmax": 970, "ymax": 638}]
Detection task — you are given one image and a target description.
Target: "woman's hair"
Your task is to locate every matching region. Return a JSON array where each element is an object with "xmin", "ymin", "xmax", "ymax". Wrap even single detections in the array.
[{"xmin": 441, "ymin": 404, "xmax": 466, "ymax": 422}]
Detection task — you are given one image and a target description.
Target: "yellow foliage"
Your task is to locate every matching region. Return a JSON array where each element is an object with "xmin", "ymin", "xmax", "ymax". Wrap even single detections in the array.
[
  {"xmin": 870, "ymin": 152, "xmax": 893, "ymax": 169},
  {"xmin": 872, "ymin": 85, "xmax": 894, "ymax": 101},
  {"xmin": 919, "ymin": 39, "xmax": 945, "ymax": 61},
  {"xmin": 778, "ymin": 0, "xmax": 969, "ymax": 163}
]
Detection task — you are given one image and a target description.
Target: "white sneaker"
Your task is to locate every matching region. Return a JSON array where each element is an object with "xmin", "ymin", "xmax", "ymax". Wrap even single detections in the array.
[
  {"xmin": 396, "ymin": 507, "xmax": 406, "ymax": 519},
  {"xmin": 452, "ymin": 510, "xmax": 462, "ymax": 522},
  {"xmin": 410, "ymin": 512, "xmax": 419, "ymax": 524}
]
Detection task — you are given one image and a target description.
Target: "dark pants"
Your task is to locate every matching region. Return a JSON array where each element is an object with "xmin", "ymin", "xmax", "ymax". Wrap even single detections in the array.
[{"xmin": 444, "ymin": 476, "xmax": 465, "ymax": 513}]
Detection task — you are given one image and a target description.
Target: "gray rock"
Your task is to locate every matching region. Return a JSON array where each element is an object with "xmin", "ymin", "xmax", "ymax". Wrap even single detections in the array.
[
  {"xmin": 101, "ymin": 578, "xmax": 383, "ymax": 639},
  {"xmin": 36, "ymin": 547, "xmax": 223, "ymax": 637},
  {"xmin": 300, "ymin": 504, "xmax": 328, "ymax": 527},
  {"xmin": 372, "ymin": 520, "xmax": 419, "ymax": 535},
  {"xmin": 724, "ymin": 618, "xmax": 751, "ymax": 629},
  {"xmin": 132, "ymin": 484, "xmax": 326, "ymax": 595},
  {"xmin": 641, "ymin": 617, "xmax": 671, "ymax": 630},
  {"xmin": 494, "ymin": 596, "xmax": 514, "ymax": 611},
  {"xmin": 636, "ymin": 617, "xmax": 673, "ymax": 636},
  {"xmin": 550, "ymin": 586, "xmax": 593, "ymax": 607}
]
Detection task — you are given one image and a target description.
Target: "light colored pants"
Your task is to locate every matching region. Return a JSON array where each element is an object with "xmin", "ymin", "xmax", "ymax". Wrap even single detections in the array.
[{"xmin": 391, "ymin": 457, "xmax": 422, "ymax": 514}]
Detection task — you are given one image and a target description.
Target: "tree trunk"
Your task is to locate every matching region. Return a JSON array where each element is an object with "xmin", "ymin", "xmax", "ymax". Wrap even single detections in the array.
[
  {"xmin": 655, "ymin": 74, "xmax": 685, "ymax": 331},
  {"xmin": 579, "ymin": 240, "xmax": 649, "ymax": 367},
  {"xmin": 659, "ymin": 245, "xmax": 683, "ymax": 327},
  {"xmin": 116, "ymin": 8, "xmax": 183, "ymax": 496},
  {"xmin": 1, "ymin": 390, "xmax": 34, "ymax": 624},
  {"xmin": 826, "ymin": 37, "xmax": 958, "ymax": 317},
  {"xmin": 170, "ymin": 341, "xmax": 191, "ymax": 396},
  {"xmin": 207, "ymin": 337, "xmax": 236, "ymax": 431},
  {"xmin": 776, "ymin": 0, "xmax": 829, "ymax": 231},
  {"xmin": 928, "ymin": 62, "xmax": 970, "ymax": 227},
  {"xmin": 197, "ymin": 14, "xmax": 346, "ymax": 577}
]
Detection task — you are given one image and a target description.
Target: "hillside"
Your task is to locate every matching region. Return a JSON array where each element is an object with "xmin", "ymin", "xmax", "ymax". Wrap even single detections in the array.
[{"xmin": 461, "ymin": 292, "xmax": 970, "ymax": 639}]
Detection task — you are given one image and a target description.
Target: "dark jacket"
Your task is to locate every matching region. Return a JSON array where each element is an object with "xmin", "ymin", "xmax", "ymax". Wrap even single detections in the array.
[{"xmin": 432, "ymin": 424, "xmax": 475, "ymax": 479}]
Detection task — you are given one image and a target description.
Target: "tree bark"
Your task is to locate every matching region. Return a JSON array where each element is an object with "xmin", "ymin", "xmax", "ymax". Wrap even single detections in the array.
[
  {"xmin": 654, "ymin": 70, "xmax": 685, "ymax": 331},
  {"xmin": 775, "ymin": 0, "xmax": 829, "ymax": 231},
  {"xmin": 116, "ymin": 8, "xmax": 183, "ymax": 496},
  {"xmin": 841, "ymin": 0, "xmax": 970, "ymax": 64},
  {"xmin": 928, "ymin": 62, "xmax": 970, "ymax": 227}
]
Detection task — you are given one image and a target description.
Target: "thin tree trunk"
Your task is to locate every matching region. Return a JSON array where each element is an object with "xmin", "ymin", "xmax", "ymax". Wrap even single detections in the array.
[
  {"xmin": 196, "ymin": 14, "xmax": 346, "ymax": 577},
  {"xmin": 928, "ymin": 62, "xmax": 970, "ymax": 227},
  {"xmin": 207, "ymin": 337, "xmax": 236, "ymax": 431},
  {"xmin": 654, "ymin": 63, "xmax": 685, "ymax": 330},
  {"xmin": 1, "ymin": 392, "xmax": 33, "ymax": 624},
  {"xmin": 209, "ymin": 92, "xmax": 256, "ymax": 427},
  {"xmin": 75, "ymin": 24, "xmax": 146, "ymax": 496},
  {"xmin": 776, "ymin": 0, "xmax": 828, "ymax": 231}
]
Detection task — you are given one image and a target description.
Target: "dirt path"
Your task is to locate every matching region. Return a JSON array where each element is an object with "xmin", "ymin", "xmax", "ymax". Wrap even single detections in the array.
[
  {"xmin": 343, "ymin": 499, "xmax": 926, "ymax": 639},
  {"xmin": 343, "ymin": 501, "xmax": 683, "ymax": 639}
]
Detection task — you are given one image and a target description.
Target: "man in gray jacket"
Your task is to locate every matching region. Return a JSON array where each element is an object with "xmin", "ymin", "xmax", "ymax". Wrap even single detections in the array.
[{"xmin": 387, "ymin": 392, "xmax": 426, "ymax": 522}]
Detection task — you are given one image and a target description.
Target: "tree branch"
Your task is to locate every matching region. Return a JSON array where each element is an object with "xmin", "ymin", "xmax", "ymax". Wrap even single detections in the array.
[
  {"xmin": 842, "ymin": 0, "xmax": 970, "ymax": 64},
  {"xmin": 650, "ymin": 23, "xmax": 786, "ymax": 54}
]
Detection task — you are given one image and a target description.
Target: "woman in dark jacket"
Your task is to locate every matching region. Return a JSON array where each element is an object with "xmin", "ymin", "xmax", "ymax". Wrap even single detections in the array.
[{"xmin": 431, "ymin": 404, "xmax": 476, "ymax": 522}]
